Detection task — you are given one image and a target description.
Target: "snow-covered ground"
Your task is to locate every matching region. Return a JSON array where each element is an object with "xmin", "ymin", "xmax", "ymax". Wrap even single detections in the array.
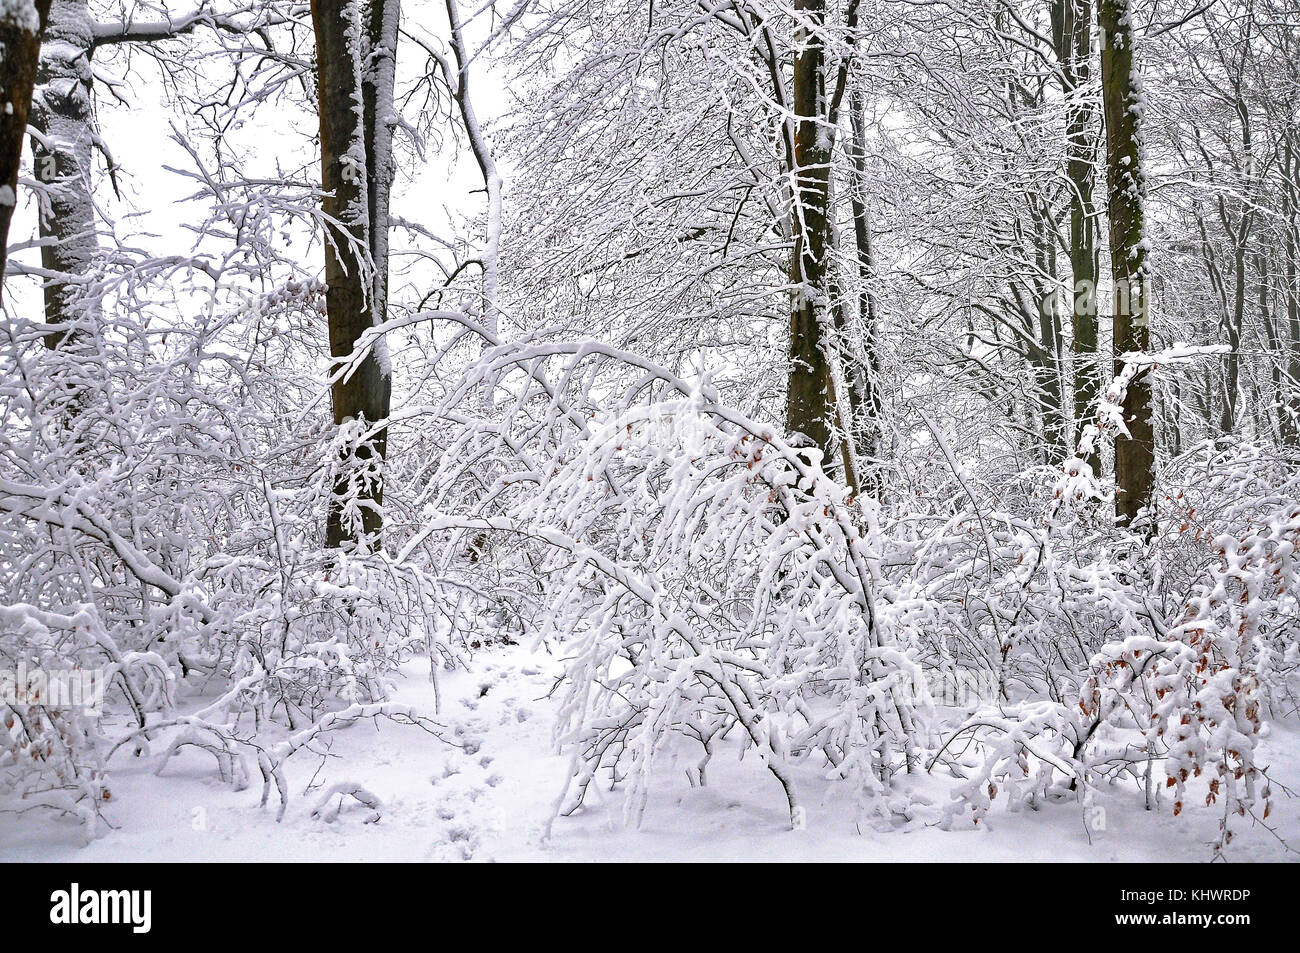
[{"xmin": 3, "ymin": 645, "xmax": 1296, "ymax": 862}]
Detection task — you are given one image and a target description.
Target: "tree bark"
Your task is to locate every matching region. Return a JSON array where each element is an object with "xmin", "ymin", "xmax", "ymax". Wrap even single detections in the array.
[
  {"xmin": 28, "ymin": 0, "xmax": 99, "ymax": 346},
  {"xmin": 785, "ymin": 0, "xmax": 835, "ymax": 464},
  {"xmin": 1100, "ymin": 0, "xmax": 1155, "ymax": 529},
  {"xmin": 0, "ymin": 0, "xmax": 52, "ymax": 300},
  {"xmin": 1219, "ymin": 215, "xmax": 1249, "ymax": 434},
  {"xmin": 1031, "ymin": 200, "xmax": 1069, "ymax": 461},
  {"xmin": 846, "ymin": 88, "xmax": 883, "ymax": 491},
  {"xmin": 362, "ymin": 0, "xmax": 399, "ymax": 317},
  {"xmin": 1281, "ymin": 133, "xmax": 1299, "ymax": 446},
  {"xmin": 312, "ymin": 0, "xmax": 395, "ymax": 550},
  {"xmin": 1051, "ymin": 0, "xmax": 1101, "ymax": 465}
]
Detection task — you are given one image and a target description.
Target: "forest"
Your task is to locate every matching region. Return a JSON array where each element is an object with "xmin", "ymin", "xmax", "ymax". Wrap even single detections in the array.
[{"xmin": 0, "ymin": 0, "xmax": 1297, "ymax": 863}]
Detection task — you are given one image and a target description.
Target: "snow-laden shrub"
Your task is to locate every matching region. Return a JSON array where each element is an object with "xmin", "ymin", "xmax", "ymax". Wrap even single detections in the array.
[
  {"xmin": 0, "ymin": 283, "xmax": 455, "ymax": 833},
  {"xmin": 929, "ymin": 355, "xmax": 1298, "ymax": 855},
  {"xmin": 413, "ymin": 339, "xmax": 933, "ymax": 828},
  {"xmin": 391, "ymin": 329, "xmax": 1297, "ymax": 851}
]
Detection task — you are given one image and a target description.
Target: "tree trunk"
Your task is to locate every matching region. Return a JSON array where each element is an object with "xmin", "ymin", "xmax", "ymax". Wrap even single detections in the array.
[
  {"xmin": 1051, "ymin": 0, "xmax": 1100, "ymax": 465},
  {"xmin": 312, "ymin": 0, "xmax": 395, "ymax": 550},
  {"xmin": 785, "ymin": 0, "xmax": 835, "ymax": 464},
  {"xmin": 1282, "ymin": 133, "xmax": 1300, "ymax": 446},
  {"xmin": 1220, "ymin": 222, "xmax": 1248, "ymax": 434},
  {"xmin": 1257, "ymin": 247, "xmax": 1284, "ymax": 443},
  {"xmin": 1100, "ymin": 0, "xmax": 1155, "ymax": 529},
  {"xmin": 846, "ymin": 88, "xmax": 883, "ymax": 492},
  {"xmin": 363, "ymin": 0, "xmax": 399, "ymax": 317},
  {"xmin": 29, "ymin": 0, "xmax": 98, "ymax": 346},
  {"xmin": 1222, "ymin": 99, "xmax": 1255, "ymax": 434},
  {"xmin": 1032, "ymin": 201, "xmax": 1069, "ymax": 461},
  {"xmin": 0, "ymin": 0, "xmax": 52, "ymax": 299}
]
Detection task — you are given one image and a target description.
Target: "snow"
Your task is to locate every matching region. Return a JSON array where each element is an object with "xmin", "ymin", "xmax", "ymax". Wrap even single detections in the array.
[
  {"xmin": 0, "ymin": 0, "xmax": 1296, "ymax": 873},
  {"xmin": 4, "ymin": 645, "xmax": 1295, "ymax": 862},
  {"xmin": 0, "ymin": 0, "xmax": 38, "ymax": 32}
]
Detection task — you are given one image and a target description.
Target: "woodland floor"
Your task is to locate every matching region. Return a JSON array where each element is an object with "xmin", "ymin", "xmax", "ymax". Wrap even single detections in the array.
[{"xmin": 3, "ymin": 644, "xmax": 1297, "ymax": 863}]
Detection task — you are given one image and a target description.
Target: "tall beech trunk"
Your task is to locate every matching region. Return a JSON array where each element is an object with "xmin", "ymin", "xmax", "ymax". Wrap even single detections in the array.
[
  {"xmin": 1219, "ymin": 214, "xmax": 1250, "ymax": 434},
  {"xmin": 1257, "ymin": 247, "xmax": 1285, "ymax": 442},
  {"xmin": 1100, "ymin": 0, "xmax": 1155, "ymax": 529},
  {"xmin": 1220, "ymin": 76, "xmax": 1256, "ymax": 435},
  {"xmin": 29, "ymin": 0, "xmax": 99, "ymax": 346},
  {"xmin": 846, "ymin": 88, "xmax": 883, "ymax": 491},
  {"xmin": 786, "ymin": 0, "xmax": 834, "ymax": 463},
  {"xmin": 312, "ymin": 0, "xmax": 396, "ymax": 550},
  {"xmin": 0, "ymin": 0, "xmax": 52, "ymax": 299},
  {"xmin": 1051, "ymin": 0, "xmax": 1100, "ymax": 463},
  {"xmin": 1030, "ymin": 200, "xmax": 1069, "ymax": 461},
  {"xmin": 362, "ymin": 0, "xmax": 399, "ymax": 318},
  {"xmin": 1285, "ymin": 134, "xmax": 1300, "ymax": 446}
]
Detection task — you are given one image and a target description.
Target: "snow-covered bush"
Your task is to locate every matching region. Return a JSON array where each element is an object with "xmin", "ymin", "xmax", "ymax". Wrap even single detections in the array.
[
  {"xmin": 927, "ymin": 359, "xmax": 1298, "ymax": 855},
  {"xmin": 410, "ymin": 338, "xmax": 933, "ymax": 828},
  {"xmin": 391, "ymin": 331, "xmax": 1295, "ymax": 853},
  {"xmin": 0, "ymin": 281, "xmax": 456, "ymax": 833}
]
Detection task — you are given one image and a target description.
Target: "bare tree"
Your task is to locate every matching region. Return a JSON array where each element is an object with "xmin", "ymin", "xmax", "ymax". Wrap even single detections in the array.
[{"xmin": 21, "ymin": 2, "xmax": 293, "ymax": 344}]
